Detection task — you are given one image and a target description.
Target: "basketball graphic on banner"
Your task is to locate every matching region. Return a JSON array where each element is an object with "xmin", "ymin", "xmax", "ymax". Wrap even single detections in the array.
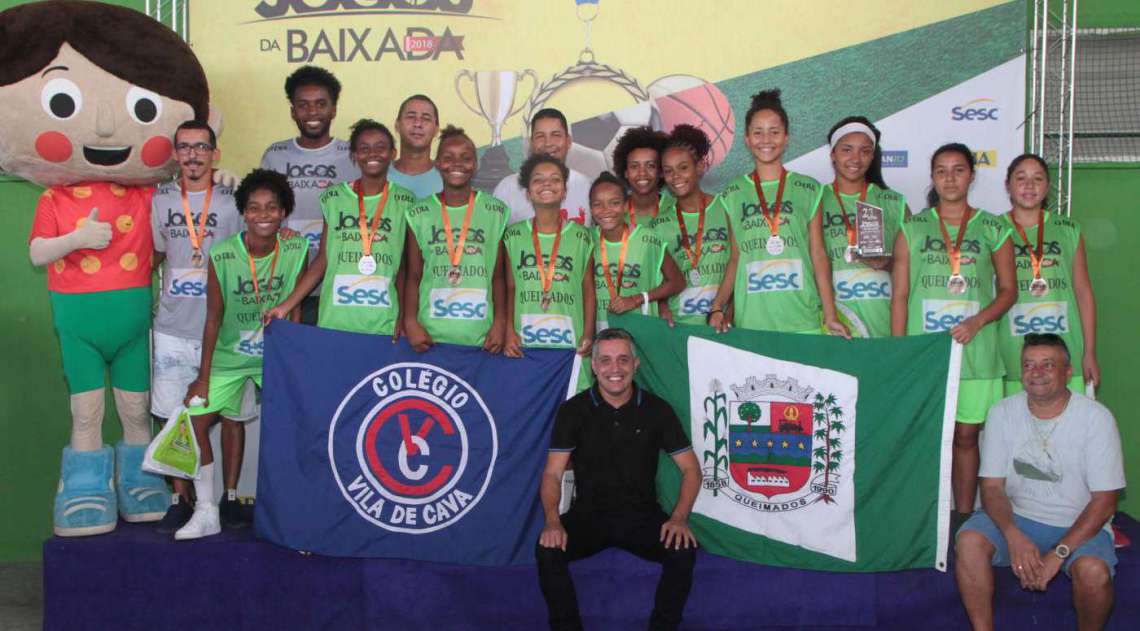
[{"xmin": 648, "ymin": 75, "xmax": 736, "ymax": 168}]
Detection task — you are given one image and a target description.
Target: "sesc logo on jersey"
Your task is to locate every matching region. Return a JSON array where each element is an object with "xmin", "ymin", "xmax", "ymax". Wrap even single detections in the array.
[
  {"xmin": 287, "ymin": 217, "xmax": 325, "ymax": 250},
  {"xmin": 679, "ymin": 285, "xmax": 717, "ymax": 316},
  {"xmin": 520, "ymin": 313, "xmax": 575, "ymax": 347},
  {"xmin": 430, "ymin": 287, "xmax": 488, "ymax": 321},
  {"xmin": 1009, "ymin": 301, "xmax": 1069, "ymax": 336},
  {"xmin": 833, "ymin": 269, "xmax": 891, "ymax": 302},
  {"xmin": 334, "ymin": 274, "xmax": 391, "ymax": 308},
  {"xmin": 235, "ymin": 328, "xmax": 266, "ymax": 357},
  {"xmin": 922, "ymin": 299, "xmax": 980, "ymax": 333},
  {"xmin": 746, "ymin": 259, "xmax": 803, "ymax": 293},
  {"xmin": 166, "ymin": 267, "xmax": 209, "ymax": 299}
]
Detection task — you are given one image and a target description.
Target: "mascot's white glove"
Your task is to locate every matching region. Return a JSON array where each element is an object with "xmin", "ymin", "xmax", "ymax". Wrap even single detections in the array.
[
  {"xmin": 213, "ymin": 168, "xmax": 238, "ymax": 187},
  {"xmin": 29, "ymin": 208, "xmax": 111, "ymax": 266}
]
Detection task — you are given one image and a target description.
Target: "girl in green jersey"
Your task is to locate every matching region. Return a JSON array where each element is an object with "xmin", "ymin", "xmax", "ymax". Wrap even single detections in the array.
[
  {"xmin": 709, "ymin": 90, "xmax": 849, "ymax": 337},
  {"xmin": 266, "ymin": 119, "xmax": 413, "ymax": 336},
  {"xmin": 403, "ymin": 126, "xmax": 508, "ymax": 352},
  {"xmin": 820, "ymin": 116, "xmax": 907, "ymax": 338},
  {"xmin": 589, "ymin": 172, "xmax": 684, "ymax": 330},
  {"xmin": 503, "ymin": 154, "xmax": 596, "ymax": 357},
  {"xmin": 612, "ymin": 126, "xmax": 669, "ymax": 228},
  {"xmin": 179, "ymin": 170, "xmax": 308, "ymax": 540},
  {"xmin": 1000, "ymin": 153, "xmax": 1098, "ymax": 394},
  {"xmin": 890, "ymin": 143, "xmax": 1017, "ymax": 524},
  {"xmin": 650, "ymin": 124, "xmax": 732, "ymax": 326}
]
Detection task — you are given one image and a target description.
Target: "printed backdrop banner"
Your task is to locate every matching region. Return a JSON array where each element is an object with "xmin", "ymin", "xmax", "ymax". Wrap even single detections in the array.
[
  {"xmin": 613, "ymin": 314, "xmax": 961, "ymax": 572},
  {"xmin": 255, "ymin": 321, "xmax": 574, "ymax": 565},
  {"xmin": 191, "ymin": 0, "xmax": 1025, "ymax": 212}
]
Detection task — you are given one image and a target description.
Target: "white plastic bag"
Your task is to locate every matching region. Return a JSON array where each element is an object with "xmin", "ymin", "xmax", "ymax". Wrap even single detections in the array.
[{"xmin": 142, "ymin": 405, "xmax": 201, "ymax": 479}]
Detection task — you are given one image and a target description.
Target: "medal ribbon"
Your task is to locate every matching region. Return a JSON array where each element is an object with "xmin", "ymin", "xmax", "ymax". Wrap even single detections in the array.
[
  {"xmin": 531, "ymin": 219, "xmax": 564, "ymax": 296},
  {"xmin": 750, "ymin": 168, "xmax": 787, "ymax": 239},
  {"xmin": 180, "ymin": 175, "xmax": 213, "ymax": 254},
  {"xmin": 599, "ymin": 226, "xmax": 630, "ymax": 302},
  {"xmin": 244, "ymin": 234, "xmax": 281, "ymax": 315},
  {"xmin": 354, "ymin": 179, "xmax": 390, "ymax": 258},
  {"xmin": 832, "ymin": 182, "xmax": 869, "ymax": 247},
  {"xmin": 936, "ymin": 206, "xmax": 974, "ymax": 278},
  {"xmin": 1012, "ymin": 209, "xmax": 1046, "ymax": 281},
  {"xmin": 626, "ymin": 196, "xmax": 659, "ymax": 228},
  {"xmin": 676, "ymin": 195, "xmax": 708, "ymax": 275},
  {"xmin": 439, "ymin": 191, "xmax": 477, "ymax": 270}
]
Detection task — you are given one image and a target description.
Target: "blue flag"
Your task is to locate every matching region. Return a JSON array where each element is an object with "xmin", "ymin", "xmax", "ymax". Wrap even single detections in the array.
[{"xmin": 255, "ymin": 321, "xmax": 576, "ymax": 565}]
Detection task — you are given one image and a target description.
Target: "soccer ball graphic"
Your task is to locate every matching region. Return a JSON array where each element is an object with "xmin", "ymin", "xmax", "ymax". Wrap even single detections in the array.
[{"xmin": 567, "ymin": 100, "xmax": 654, "ymax": 180}]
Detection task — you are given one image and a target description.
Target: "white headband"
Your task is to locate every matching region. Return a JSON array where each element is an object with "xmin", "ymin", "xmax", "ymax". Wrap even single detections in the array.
[{"xmin": 829, "ymin": 122, "xmax": 877, "ymax": 150}]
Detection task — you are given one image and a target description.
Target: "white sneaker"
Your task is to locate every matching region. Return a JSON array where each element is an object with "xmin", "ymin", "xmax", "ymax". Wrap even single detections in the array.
[{"xmin": 174, "ymin": 502, "xmax": 220, "ymax": 540}]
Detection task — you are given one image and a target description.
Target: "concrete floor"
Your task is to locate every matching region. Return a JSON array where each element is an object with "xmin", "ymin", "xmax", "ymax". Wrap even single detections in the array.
[{"xmin": 0, "ymin": 563, "xmax": 42, "ymax": 631}]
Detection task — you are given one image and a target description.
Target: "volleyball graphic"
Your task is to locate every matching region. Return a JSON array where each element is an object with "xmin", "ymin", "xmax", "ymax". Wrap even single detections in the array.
[{"xmin": 647, "ymin": 75, "xmax": 736, "ymax": 168}]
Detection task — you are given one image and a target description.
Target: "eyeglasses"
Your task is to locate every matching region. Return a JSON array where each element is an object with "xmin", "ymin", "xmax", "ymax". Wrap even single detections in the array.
[{"xmin": 175, "ymin": 142, "xmax": 214, "ymax": 154}]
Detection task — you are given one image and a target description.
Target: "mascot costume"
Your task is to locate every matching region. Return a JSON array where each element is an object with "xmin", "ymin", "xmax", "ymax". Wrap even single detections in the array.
[{"xmin": 0, "ymin": 1, "xmax": 217, "ymax": 536}]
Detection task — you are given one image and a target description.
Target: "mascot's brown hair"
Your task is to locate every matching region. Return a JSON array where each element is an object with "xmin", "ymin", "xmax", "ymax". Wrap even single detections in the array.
[{"xmin": 1, "ymin": 0, "xmax": 215, "ymax": 537}]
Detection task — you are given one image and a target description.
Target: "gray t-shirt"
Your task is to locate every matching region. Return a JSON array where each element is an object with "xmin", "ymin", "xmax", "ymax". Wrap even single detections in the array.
[
  {"xmin": 980, "ymin": 391, "xmax": 1125, "ymax": 529},
  {"xmin": 151, "ymin": 180, "xmax": 243, "ymax": 339},
  {"xmin": 389, "ymin": 164, "xmax": 442, "ymax": 201},
  {"xmin": 493, "ymin": 167, "xmax": 592, "ymax": 227},
  {"xmin": 259, "ymin": 137, "xmax": 359, "ymax": 253}
]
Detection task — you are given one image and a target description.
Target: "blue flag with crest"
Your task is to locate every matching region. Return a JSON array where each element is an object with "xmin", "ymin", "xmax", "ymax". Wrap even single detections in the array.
[{"xmin": 255, "ymin": 321, "xmax": 576, "ymax": 565}]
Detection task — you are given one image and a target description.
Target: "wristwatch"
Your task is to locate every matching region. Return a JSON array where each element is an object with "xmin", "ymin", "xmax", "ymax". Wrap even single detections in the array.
[{"xmin": 1054, "ymin": 544, "xmax": 1071, "ymax": 560}]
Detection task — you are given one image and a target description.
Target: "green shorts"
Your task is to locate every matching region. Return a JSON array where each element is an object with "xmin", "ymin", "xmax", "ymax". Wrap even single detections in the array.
[
  {"xmin": 49, "ymin": 287, "xmax": 151, "ymax": 394},
  {"xmin": 956, "ymin": 378, "xmax": 1003, "ymax": 424},
  {"xmin": 188, "ymin": 372, "xmax": 262, "ymax": 417},
  {"xmin": 1003, "ymin": 376, "xmax": 1086, "ymax": 397}
]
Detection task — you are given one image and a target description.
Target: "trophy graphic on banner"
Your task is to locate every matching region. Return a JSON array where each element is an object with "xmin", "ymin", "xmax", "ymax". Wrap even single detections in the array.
[{"xmin": 455, "ymin": 69, "xmax": 538, "ymax": 191}]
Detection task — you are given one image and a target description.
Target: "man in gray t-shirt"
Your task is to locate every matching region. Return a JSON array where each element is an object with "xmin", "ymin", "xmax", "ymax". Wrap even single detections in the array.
[
  {"xmin": 259, "ymin": 65, "xmax": 358, "ymax": 321},
  {"xmin": 956, "ymin": 333, "xmax": 1124, "ymax": 631},
  {"xmin": 150, "ymin": 121, "xmax": 258, "ymax": 533}
]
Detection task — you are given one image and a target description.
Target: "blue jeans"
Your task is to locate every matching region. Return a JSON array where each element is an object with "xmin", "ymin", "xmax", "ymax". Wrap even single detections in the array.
[{"xmin": 958, "ymin": 511, "xmax": 1117, "ymax": 576}]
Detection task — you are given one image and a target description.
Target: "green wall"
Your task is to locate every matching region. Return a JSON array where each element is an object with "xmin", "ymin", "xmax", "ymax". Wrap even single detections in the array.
[
  {"xmin": 1, "ymin": 0, "xmax": 1137, "ymax": 562},
  {"xmin": 1071, "ymin": 0, "xmax": 1140, "ymax": 519}
]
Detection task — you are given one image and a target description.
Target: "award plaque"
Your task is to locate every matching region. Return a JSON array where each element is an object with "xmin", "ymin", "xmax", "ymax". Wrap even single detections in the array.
[{"xmin": 854, "ymin": 201, "xmax": 887, "ymax": 257}]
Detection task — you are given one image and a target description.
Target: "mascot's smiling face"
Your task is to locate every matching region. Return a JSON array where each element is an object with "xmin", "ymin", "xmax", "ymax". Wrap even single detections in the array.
[
  {"xmin": 0, "ymin": 43, "xmax": 196, "ymax": 186},
  {"xmin": 0, "ymin": 1, "xmax": 211, "ymax": 188}
]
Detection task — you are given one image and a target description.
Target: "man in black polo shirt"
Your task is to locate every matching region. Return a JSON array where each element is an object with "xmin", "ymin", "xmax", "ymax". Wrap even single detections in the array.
[{"xmin": 536, "ymin": 328, "xmax": 702, "ymax": 631}]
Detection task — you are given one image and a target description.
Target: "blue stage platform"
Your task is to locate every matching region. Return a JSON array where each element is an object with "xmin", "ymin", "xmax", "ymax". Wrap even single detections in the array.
[{"xmin": 43, "ymin": 514, "xmax": 1138, "ymax": 630}]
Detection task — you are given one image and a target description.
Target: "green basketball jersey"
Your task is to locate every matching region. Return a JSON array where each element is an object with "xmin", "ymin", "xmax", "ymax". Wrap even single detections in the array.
[
  {"xmin": 649, "ymin": 195, "xmax": 732, "ymax": 326},
  {"xmin": 503, "ymin": 219, "xmax": 594, "ymax": 349},
  {"xmin": 820, "ymin": 183, "xmax": 906, "ymax": 338},
  {"xmin": 592, "ymin": 224, "xmax": 666, "ymax": 332},
  {"xmin": 900, "ymin": 208, "xmax": 1012, "ymax": 379},
  {"xmin": 316, "ymin": 180, "xmax": 414, "ymax": 335},
  {"xmin": 406, "ymin": 191, "xmax": 509, "ymax": 346},
  {"xmin": 997, "ymin": 212, "xmax": 1084, "ymax": 381},
  {"xmin": 720, "ymin": 170, "xmax": 825, "ymax": 332},
  {"xmin": 209, "ymin": 232, "xmax": 307, "ymax": 375}
]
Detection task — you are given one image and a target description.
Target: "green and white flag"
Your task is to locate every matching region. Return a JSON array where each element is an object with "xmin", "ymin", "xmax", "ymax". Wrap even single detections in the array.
[{"xmin": 613, "ymin": 314, "xmax": 961, "ymax": 572}]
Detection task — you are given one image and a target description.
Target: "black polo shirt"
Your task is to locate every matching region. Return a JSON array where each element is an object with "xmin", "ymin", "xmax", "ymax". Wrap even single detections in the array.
[{"xmin": 550, "ymin": 383, "xmax": 691, "ymax": 513}]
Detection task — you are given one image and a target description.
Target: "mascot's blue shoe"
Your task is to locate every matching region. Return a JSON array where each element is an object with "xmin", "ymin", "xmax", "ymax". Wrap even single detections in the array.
[
  {"xmin": 115, "ymin": 441, "xmax": 170, "ymax": 522},
  {"xmin": 53, "ymin": 446, "xmax": 117, "ymax": 537}
]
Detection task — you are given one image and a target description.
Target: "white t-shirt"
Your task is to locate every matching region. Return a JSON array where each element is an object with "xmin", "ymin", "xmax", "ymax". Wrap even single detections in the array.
[
  {"xmin": 493, "ymin": 167, "xmax": 592, "ymax": 227},
  {"xmin": 980, "ymin": 391, "xmax": 1125, "ymax": 529}
]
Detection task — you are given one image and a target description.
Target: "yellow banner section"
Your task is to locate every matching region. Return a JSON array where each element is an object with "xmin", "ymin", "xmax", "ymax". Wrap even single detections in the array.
[{"xmin": 191, "ymin": 0, "xmax": 1007, "ymax": 172}]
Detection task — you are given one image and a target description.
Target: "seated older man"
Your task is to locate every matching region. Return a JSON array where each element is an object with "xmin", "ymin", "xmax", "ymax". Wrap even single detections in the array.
[{"xmin": 955, "ymin": 333, "xmax": 1125, "ymax": 631}]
